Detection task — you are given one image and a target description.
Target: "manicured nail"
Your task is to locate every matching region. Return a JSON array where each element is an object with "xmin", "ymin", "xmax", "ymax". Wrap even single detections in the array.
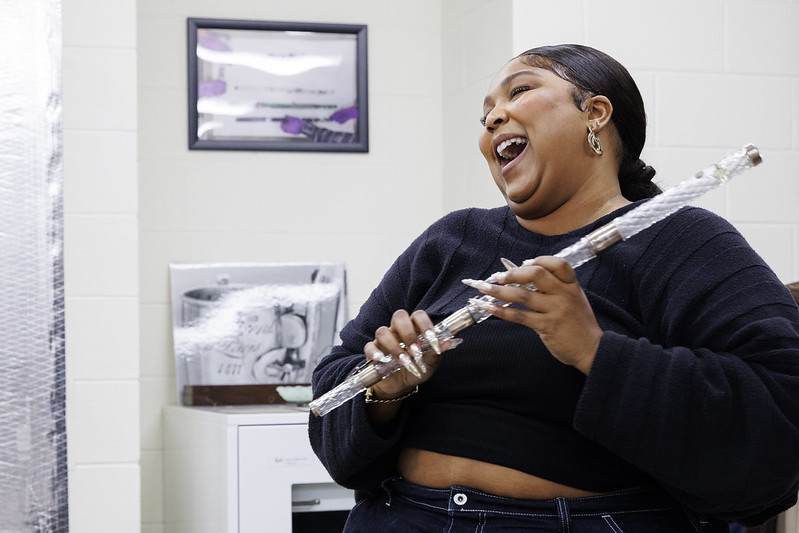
[
  {"xmin": 500, "ymin": 257, "xmax": 518, "ymax": 270},
  {"xmin": 409, "ymin": 343, "xmax": 427, "ymax": 373},
  {"xmin": 462, "ymin": 278, "xmax": 493, "ymax": 290},
  {"xmin": 468, "ymin": 297, "xmax": 497, "ymax": 314},
  {"xmin": 446, "ymin": 338, "xmax": 464, "ymax": 349},
  {"xmin": 424, "ymin": 329, "xmax": 441, "ymax": 355},
  {"xmin": 494, "ymin": 271, "xmax": 508, "ymax": 283},
  {"xmin": 370, "ymin": 351, "xmax": 393, "ymax": 364},
  {"xmin": 485, "ymin": 271, "xmax": 508, "ymax": 283},
  {"xmin": 398, "ymin": 352, "xmax": 422, "ymax": 379}
]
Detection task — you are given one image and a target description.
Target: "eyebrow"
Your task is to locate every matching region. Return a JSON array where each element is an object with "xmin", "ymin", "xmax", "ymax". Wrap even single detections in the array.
[{"xmin": 483, "ymin": 70, "xmax": 544, "ymax": 108}]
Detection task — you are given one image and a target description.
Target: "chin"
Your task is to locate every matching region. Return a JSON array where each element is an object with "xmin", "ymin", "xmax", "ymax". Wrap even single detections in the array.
[
  {"xmin": 506, "ymin": 198, "xmax": 554, "ymax": 221},
  {"xmin": 504, "ymin": 190, "xmax": 537, "ymax": 211},
  {"xmin": 506, "ymin": 202, "xmax": 537, "ymax": 219}
]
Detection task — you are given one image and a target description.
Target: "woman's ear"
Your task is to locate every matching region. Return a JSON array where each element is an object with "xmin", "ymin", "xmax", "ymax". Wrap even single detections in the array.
[{"xmin": 586, "ymin": 95, "xmax": 613, "ymax": 130}]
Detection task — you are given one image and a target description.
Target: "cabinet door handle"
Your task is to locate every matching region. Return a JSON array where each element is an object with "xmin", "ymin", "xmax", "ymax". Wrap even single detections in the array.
[{"xmin": 291, "ymin": 499, "xmax": 321, "ymax": 507}]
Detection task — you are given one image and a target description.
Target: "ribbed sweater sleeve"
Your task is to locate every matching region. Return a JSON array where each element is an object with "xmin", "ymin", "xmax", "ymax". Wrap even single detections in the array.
[{"xmin": 574, "ymin": 207, "xmax": 799, "ymax": 525}]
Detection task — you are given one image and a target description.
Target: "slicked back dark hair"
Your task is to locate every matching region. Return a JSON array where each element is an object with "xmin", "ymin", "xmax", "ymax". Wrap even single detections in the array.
[{"xmin": 518, "ymin": 44, "xmax": 661, "ymax": 200}]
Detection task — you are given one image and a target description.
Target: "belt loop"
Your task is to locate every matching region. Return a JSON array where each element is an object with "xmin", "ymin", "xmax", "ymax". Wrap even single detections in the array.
[
  {"xmin": 380, "ymin": 476, "xmax": 400, "ymax": 507},
  {"xmin": 555, "ymin": 497, "xmax": 571, "ymax": 533}
]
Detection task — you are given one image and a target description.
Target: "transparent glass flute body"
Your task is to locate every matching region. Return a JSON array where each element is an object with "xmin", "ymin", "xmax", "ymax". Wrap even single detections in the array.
[{"xmin": 308, "ymin": 144, "xmax": 761, "ymax": 417}]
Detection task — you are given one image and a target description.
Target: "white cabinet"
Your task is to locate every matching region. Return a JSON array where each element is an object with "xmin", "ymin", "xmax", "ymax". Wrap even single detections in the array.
[{"xmin": 164, "ymin": 405, "xmax": 353, "ymax": 533}]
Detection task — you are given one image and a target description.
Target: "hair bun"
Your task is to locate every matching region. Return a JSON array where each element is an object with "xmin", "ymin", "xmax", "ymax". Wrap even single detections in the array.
[{"xmin": 620, "ymin": 158, "xmax": 660, "ymax": 201}]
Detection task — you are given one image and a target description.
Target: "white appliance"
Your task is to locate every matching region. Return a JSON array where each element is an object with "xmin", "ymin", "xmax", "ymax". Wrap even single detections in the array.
[{"xmin": 164, "ymin": 405, "xmax": 354, "ymax": 533}]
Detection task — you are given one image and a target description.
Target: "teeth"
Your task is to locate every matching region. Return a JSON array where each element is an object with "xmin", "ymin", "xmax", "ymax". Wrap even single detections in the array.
[{"xmin": 496, "ymin": 137, "xmax": 528, "ymax": 159}]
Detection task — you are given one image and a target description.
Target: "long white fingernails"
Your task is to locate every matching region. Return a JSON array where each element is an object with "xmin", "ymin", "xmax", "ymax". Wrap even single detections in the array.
[
  {"xmin": 370, "ymin": 351, "xmax": 393, "ymax": 364},
  {"xmin": 409, "ymin": 343, "xmax": 427, "ymax": 373},
  {"xmin": 485, "ymin": 271, "xmax": 507, "ymax": 283},
  {"xmin": 468, "ymin": 297, "xmax": 496, "ymax": 314},
  {"xmin": 462, "ymin": 278, "xmax": 493, "ymax": 290},
  {"xmin": 424, "ymin": 329, "xmax": 441, "ymax": 355},
  {"xmin": 500, "ymin": 257, "xmax": 518, "ymax": 270},
  {"xmin": 398, "ymin": 352, "xmax": 422, "ymax": 379}
]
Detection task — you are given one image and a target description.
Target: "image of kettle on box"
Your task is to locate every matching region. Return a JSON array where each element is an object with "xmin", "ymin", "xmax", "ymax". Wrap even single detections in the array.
[{"xmin": 169, "ymin": 262, "xmax": 347, "ymax": 406}]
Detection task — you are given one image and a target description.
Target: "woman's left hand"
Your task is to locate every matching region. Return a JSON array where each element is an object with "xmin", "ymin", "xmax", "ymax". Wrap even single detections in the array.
[{"xmin": 472, "ymin": 256, "xmax": 603, "ymax": 374}]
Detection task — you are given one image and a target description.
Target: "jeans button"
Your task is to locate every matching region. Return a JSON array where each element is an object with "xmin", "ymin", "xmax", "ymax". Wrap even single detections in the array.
[{"xmin": 453, "ymin": 493, "xmax": 468, "ymax": 506}]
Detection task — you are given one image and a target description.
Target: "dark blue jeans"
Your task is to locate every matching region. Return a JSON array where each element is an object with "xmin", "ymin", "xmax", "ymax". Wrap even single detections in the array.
[{"xmin": 343, "ymin": 478, "xmax": 729, "ymax": 532}]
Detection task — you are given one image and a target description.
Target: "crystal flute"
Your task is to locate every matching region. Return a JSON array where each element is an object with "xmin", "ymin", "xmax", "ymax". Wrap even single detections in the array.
[{"xmin": 309, "ymin": 144, "xmax": 762, "ymax": 417}]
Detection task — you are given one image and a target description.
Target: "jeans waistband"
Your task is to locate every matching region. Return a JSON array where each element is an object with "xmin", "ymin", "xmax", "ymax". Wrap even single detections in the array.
[{"xmin": 384, "ymin": 478, "xmax": 680, "ymax": 518}]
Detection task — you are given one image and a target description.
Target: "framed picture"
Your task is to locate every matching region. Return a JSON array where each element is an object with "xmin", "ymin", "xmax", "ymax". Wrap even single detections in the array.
[
  {"xmin": 187, "ymin": 18, "xmax": 368, "ymax": 152},
  {"xmin": 169, "ymin": 262, "xmax": 348, "ymax": 406}
]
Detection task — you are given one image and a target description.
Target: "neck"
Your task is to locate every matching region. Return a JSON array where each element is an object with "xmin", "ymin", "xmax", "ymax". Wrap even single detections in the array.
[
  {"xmin": 584, "ymin": 194, "xmax": 630, "ymax": 222},
  {"xmin": 515, "ymin": 189, "xmax": 630, "ymax": 236}
]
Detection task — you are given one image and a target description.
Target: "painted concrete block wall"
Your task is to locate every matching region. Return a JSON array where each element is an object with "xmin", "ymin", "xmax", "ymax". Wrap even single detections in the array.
[
  {"xmin": 137, "ymin": 0, "xmax": 443, "ymax": 531},
  {"xmin": 575, "ymin": 0, "xmax": 799, "ymax": 283},
  {"xmin": 441, "ymin": 0, "xmax": 515, "ymax": 213},
  {"xmin": 62, "ymin": 0, "xmax": 141, "ymax": 530}
]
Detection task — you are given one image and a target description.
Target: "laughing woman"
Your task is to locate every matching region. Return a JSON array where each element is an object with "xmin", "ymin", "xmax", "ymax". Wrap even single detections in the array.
[{"xmin": 309, "ymin": 44, "xmax": 799, "ymax": 532}]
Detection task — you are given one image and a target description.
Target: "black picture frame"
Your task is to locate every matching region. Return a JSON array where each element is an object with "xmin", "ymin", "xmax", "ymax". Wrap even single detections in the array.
[{"xmin": 187, "ymin": 18, "xmax": 368, "ymax": 152}]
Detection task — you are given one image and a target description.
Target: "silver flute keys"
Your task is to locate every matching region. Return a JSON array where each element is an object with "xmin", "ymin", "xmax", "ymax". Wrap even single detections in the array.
[{"xmin": 308, "ymin": 144, "xmax": 762, "ymax": 417}]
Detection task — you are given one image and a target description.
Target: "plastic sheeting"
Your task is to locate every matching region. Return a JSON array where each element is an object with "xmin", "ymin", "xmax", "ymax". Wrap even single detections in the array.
[{"xmin": 0, "ymin": 0, "xmax": 68, "ymax": 531}]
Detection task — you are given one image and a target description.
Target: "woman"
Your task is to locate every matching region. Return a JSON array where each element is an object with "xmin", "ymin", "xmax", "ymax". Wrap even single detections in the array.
[{"xmin": 309, "ymin": 44, "xmax": 799, "ymax": 531}]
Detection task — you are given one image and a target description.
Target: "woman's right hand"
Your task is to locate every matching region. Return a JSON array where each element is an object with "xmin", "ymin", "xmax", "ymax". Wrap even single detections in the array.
[{"xmin": 363, "ymin": 309, "xmax": 450, "ymax": 400}]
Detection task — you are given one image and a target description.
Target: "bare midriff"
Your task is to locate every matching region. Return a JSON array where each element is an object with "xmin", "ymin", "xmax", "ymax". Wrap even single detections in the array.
[{"xmin": 397, "ymin": 448, "xmax": 610, "ymax": 500}]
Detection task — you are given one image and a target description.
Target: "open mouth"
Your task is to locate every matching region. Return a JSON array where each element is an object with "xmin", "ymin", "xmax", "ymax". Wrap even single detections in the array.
[{"xmin": 496, "ymin": 136, "xmax": 528, "ymax": 167}]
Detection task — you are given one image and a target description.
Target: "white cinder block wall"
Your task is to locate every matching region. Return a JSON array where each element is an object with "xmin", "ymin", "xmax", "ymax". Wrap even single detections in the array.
[
  {"xmin": 62, "ymin": 0, "xmax": 141, "ymax": 530},
  {"xmin": 137, "ymin": 1, "xmax": 443, "ymax": 531},
  {"xmin": 58, "ymin": 0, "xmax": 798, "ymax": 531}
]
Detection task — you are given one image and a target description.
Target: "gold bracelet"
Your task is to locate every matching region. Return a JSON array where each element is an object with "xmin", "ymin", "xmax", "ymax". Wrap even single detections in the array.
[{"xmin": 364, "ymin": 385, "xmax": 419, "ymax": 404}]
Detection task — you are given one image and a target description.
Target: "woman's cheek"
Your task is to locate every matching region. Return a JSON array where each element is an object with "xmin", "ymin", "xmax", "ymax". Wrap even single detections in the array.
[{"xmin": 477, "ymin": 132, "xmax": 494, "ymax": 162}]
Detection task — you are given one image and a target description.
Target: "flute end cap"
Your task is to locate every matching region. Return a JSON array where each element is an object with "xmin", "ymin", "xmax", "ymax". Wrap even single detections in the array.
[{"xmin": 743, "ymin": 143, "xmax": 762, "ymax": 166}]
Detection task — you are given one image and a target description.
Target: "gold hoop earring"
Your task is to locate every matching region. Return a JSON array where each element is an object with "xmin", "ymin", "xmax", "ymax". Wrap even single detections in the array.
[{"xmin": 587, "ymin": 124, "xmax": 603, "ymax": 155}]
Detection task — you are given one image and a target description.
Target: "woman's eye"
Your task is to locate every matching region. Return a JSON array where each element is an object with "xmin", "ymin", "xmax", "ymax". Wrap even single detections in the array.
[
  {"xmin": 510, "ymin": 85, "xmax": 531, "ymax": 98},
  {"xmin": 479, "ymin": 116, "xmax": 487, "ymax": 127}
]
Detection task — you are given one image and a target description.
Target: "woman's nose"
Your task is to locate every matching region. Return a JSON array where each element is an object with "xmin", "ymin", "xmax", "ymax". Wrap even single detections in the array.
[{"xmin": 484, "ymin": 107, "xmax": 507, "ymax": 132}]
